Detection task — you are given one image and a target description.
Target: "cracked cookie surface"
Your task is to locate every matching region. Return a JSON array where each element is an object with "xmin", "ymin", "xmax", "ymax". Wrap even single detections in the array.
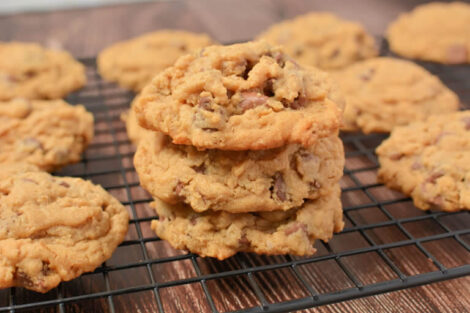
[
  {"xmin": 377, "ymin": 111, "xmax": 470, "ymax": 212},
  {"xmin": 0, "ymin": 98, "xmax": 94, "ymax": 171},
  {"xmin": 135, "ymin": 131, "xmax": 344, "ymax": 213},
  {"xmin": 0, "ymin": 168, "xmax": 129, "ymax": 293},
  {"xmin": 333, "ymin": 57, "xmax": 459, "ymax": 133},
  {"xmin": 257, "ymin": 13, "xmax": 377, "ymax": 70},
  {"xmin": 151, "ymin": 186, "xmax": 343, "ymax": 260},
  {"xmin": 0, "ymin": 42, "xmax": 86, "ymax": 100},
  {"xmin": 98, "ymin": 30, "xmax": 215, "ymax": 91},
  {"xmin": 387, "ymin": 2, "xmax": 470, "ymax": 64},
  {"xmin": 135, "ymin": 41, "xmax": 343, "ymax": 150}
]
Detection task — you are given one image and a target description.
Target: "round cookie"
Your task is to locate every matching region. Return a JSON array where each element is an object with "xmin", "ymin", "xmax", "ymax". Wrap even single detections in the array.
[
  {"xmin": 387, "ymin": 2, "xmax": 470, "ymax": 64},
  {"xmin": 0, "ymin": 170, "xmax": 129, "ymax": 293},
  {"xmin": 135, "ymin": 41, "xmax": 344, "ymax": 150},
  {"xmin": 333, "ymin": 57, "xmax": 459, "ymax": 133},
  {"xmin": 376, "ymin": 111, "xmax": 470, "ymax": 212},
  {"xmin": 0, "ymin": 98, "xmax": 94, "ymax": 171},
  {"xmin": 151, "ymin": 186, "xmax": 343, "ymax": 260},
  {"xmin": 135, "ymin": 132, "xmax": 344, "ymax": 213},
  {"xmin": 98, "ymin": 30, "xmax": 215, "ymax": 91},
  {"xmin": 121, "ymin": 95, "xmax": 152, "ymax": 146},
  {"xmin": 257, "ymin": 13, "xmax": 378, "ymax": 70},
  {"xmin": 0, "ymin": 42, "xmax": 86, "ymax": 100}
]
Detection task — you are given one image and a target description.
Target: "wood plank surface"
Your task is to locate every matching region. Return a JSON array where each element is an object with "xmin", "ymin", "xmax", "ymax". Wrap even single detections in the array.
[{"xmin": 0, "ymin": 1, "xmax": 469, "ymax": 312}]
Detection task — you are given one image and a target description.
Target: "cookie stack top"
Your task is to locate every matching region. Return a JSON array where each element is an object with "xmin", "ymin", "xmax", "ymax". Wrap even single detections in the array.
[{"xmin": 134, "ymin": 41, "xmax": 344, "ymax": 151}]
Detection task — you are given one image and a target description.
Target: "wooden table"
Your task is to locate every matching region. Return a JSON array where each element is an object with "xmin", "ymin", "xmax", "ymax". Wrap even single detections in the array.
[{"xmin": 0, "ymin": 1, "xmax": 469, "ymax": 312}]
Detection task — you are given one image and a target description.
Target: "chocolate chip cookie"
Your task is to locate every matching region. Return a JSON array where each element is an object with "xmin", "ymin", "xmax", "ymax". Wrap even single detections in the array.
[
  {"xmin": 135, "ymin": 131, "xmax": 344, "ymax": 213},
  {"xmin": 135, "ymin": 41, "xmax": 344, "ymax": 150},
  {"xmin": 0, "ymin": 169, "xmax": 129, "ymax": 293},
  {"xmin": 0, "ymin": 42, "xmax": 86, "ymax": 100},
  {"xmin": 333, "ymin": 57, "xmax": 459, "ymax": 133},
  {"xmin": 0, "ymin": 98, "xmax": 94, "ymax": 171},
  {"xmin": 257, "ymin": 12, "xmax": 378, "ymax": 70},
  {"xmin": 98, "ymin": 30, "xmax": 215, "ymax": 91},
  {"xmin": 151, "ymin": 186, "xmax": 343, "ymax": 260},
  {"xmin": 387, "ymin": 2, "xmax": 470, "ymax": 64},
  {"xmin": 377, "ymin": 111, "xmax": 470, "ymax": 212}
]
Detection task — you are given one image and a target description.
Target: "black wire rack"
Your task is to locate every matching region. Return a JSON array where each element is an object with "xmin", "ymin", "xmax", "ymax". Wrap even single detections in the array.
[{"xmin": 0, "ymin": 40, "xmax": 469, "ymax": 313}]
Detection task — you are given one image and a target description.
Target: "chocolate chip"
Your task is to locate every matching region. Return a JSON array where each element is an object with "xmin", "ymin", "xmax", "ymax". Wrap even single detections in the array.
[
  {"xmin": 15, "ymin": 270, "xmax": 34, "ymax": 288},
  {"xmin": 359, "ymin": 68, "xmax": 375, "ymax": 81},
  {"xmin": 41, "ymin": 261, "xmax": 50, "ymax": 276},
  {"xmin": 238, "ymin": 234, "xmax": 249, "ymax": 246},
  {"xmin": 263, "ymin": 79, "xmax": 275, "ymax": 97},
  {"xmin": 239, "ymin": 92, "xmax": 268, "ymax": 112},
  {"xmin": 22, "ymin": 137, "xmax": 44, "ymax": 150},
  {"xmin": 174, "ymin": 181, "xmax": 185, "ymax": 198},
  {"xmin": 59, "ymin": 181, "xmax": 70, "ymax": 188},
  {"xmin": 290, "ymin": 96, "xmax": 308, "ymax": 110},
  {"xmin": 446, "ymin": 44, "xmax": 468, "ymax": 64},
  {"xmin": 426, "ymin": 170, "xmax": 445, "ymax": 184},
  {"xmin": 198, "ymin": 96, "xmax": 212, "ymax": 111},
  {"xmin": 271, "ymin": 172, "xmax": 287, "ymax": 201},
  {"xmin": 462, "ymin": 116, "xmax": 470, "ymax": 130},
  {"xmin": 191, "ymin": 163, "xmax": 206, "ymax": 174},
  {"xmin": 226, "ymin": 89, "xmax": 235, "ymax": 99},
  {"xmin": 242, "ymin": 61, "xmax": 254, "ymax": 80},
  {"xmin": 284, "ymin": 222, "xmax": 307, "ymax": 236}
]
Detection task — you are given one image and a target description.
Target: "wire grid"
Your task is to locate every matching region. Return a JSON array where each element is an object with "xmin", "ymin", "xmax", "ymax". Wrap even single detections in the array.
[{"xmin": 1, "ymin": 41, "xmax": 469, "ymax": 313}]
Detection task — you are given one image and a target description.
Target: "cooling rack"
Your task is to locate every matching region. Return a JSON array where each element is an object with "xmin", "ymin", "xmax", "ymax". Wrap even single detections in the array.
[{"xmin": 0, "ymin": 40, "xmax": 469, "ymax": 313}]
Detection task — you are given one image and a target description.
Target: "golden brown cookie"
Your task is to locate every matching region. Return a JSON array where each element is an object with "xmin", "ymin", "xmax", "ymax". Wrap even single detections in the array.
[
  {"xmin": 135, "ymin": 41, "xmax": 344, "ymax": 150},
  {"xmin": 135, "ymin": 131, "xmax": 344, "ymax": 213},
  {"xmin": 387, "ymin": 2, "xmax": 470, "ymax": 64},
  {"xmin": 377, "ymin": 111, "xmax": 470, "ymax": 212},
  {"xmin": 0, "ymin": 98, "xmax": 94, "ymax": 171},
  {"xmin": 0, "ymin": 42, "xmax": 86, "ymax": 100},
  {"xmin": 97, "ymin": 30, "xmax": 215, "ymax": 91},
  {"xmin": 257, "ymin": 12, "xmax": 378, "ymax": 70},
  {"xmin": 151, "ymin": 185, "xmax": 343, "ymax": 260},
  {"xmin": 0, "ymin": 170, "xmax": 129, "ymax": 293},
  {"xmin": 333, "ymin": 57, "xmax": 459, "ymax": 133}
]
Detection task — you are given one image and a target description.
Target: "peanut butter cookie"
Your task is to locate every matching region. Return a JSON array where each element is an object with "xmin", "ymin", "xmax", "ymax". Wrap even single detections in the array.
[
  {"xmin": 135, "ymin": 41, "xmax": 344, "ymax": 150},
  {"xmin": 0, "ymin": 169, "xmax": 129, "ymax": 293},
  {"xmin": 387, "ymin": 2, "xmax": 470, "ymax": 64},
  {"xmin": 0, "ymin": 42, "xmax": 86, "ymax": 100},
  {"xmin": 98, "ymin": 30, "xmax": 215, "ymax": 91},
  {"xmin": 151, "ymin": 186, "xmax": 343, "ymax": 260},
  {"xmin": 377, "ymin": 111, "xmax": 470, "ymax": 211},
  {"xmin": 0, "ymin": 98, "xmax": 94, "ymax": 171},
  {"xmin": 135, "ymin": 132, "xmax": 344, "ymax": 213},
  {"xmin": 257, "ymin": 13, "xmax": 378, "ymax": 70}
]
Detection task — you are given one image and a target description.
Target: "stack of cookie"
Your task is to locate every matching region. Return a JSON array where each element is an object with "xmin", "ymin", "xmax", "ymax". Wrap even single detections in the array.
[{"xmin": 133, "ymin": 41, "xmax": 345, "ymax": 260}]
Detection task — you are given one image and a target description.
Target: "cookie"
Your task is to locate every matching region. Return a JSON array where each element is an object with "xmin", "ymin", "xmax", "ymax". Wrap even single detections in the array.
[
  {"xmin": 387, "ymin": 2, "xmax": 470, "ymax": 64},
  {"xmin": 0, "ymin": 170, "xmax": 129, "ymax": 293},
  {"xmin": 376, "ymin": 111, "xmax": 470, "ymax": 212},
  {"xmin": 98, "ymin": 30, "xmax": 215, "ymax": 91},
  {"xmin": 257, "ymin": 13, "xmax": 378, "ymax": 70},
  {"xmin": 151, "ymin": 186, "xmax": 343, "ymax": 260},
  {"xmin": 333, "ymin": 57, "xmax": 459, "ymax": 133},
  {"xmin": 135, "ymin": 41, "xmax": 344, "ymax": 150},
  {"xmin": 122, "ymin": 95, "xmax": 152, "ymax": 146},
  {"xmin": 0, "ymin": 162, "xmax": 40, "ymax": 181},
  {"xmin": 0, "ymin": 42, "xmax": 86, "ymax": 100},
  {"xmin": 0, "ymin": 98, "xmax": 94, "ymax": 171},
  {"xmin": 135, "ymin": 131, "xmax": 344, "ymax": 213}
]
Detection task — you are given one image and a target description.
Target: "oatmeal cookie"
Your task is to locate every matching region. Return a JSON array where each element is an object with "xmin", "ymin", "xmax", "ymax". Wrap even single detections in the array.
[
  {"xmin": 0, "ymin": 98, "xmax": 94, "ymax": 171},
  {"xmin": 0, "ymin": 170, "xmax": 129, "ymax": 293},
  {"xmin": 387, "ymin": 2, "xmax": 470, "ymax": 64},
  {"xmin": 257, "ymin": 12, "xmax": 378, "ymax": 69},
  {"xmin": 0, "ymin": 42, "xmax": 86, "ymax": 100},
  {"xmin": 151, "ymin": 186, "xmax": 343, "ymax": 260},
  {"xmin": 333, "ymin": 57, "xmax": 459, "ymax": 133},
  {"xmin": 98, "ymin": 30, "xmax": 215, "ymax": 91},
  {"xmin": 135, "ymin": 41, "xmax": 344, "ymax": 150},
  {"xmin": 377, "ymin": 111, "xmax": 470, "ymax": 211},
  {"xmin": 121, "ymin": 94, "xmax": 152, "ymax": 146},
  {"xmin": 135, "ymin": 132, "xmax": 344, "ymax": 213}
]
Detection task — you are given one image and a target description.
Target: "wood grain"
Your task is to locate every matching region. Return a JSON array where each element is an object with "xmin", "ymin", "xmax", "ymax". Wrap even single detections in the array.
[{"xmin": 0, "ymin": 1, "xmax": 469, "ymax": 312}]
